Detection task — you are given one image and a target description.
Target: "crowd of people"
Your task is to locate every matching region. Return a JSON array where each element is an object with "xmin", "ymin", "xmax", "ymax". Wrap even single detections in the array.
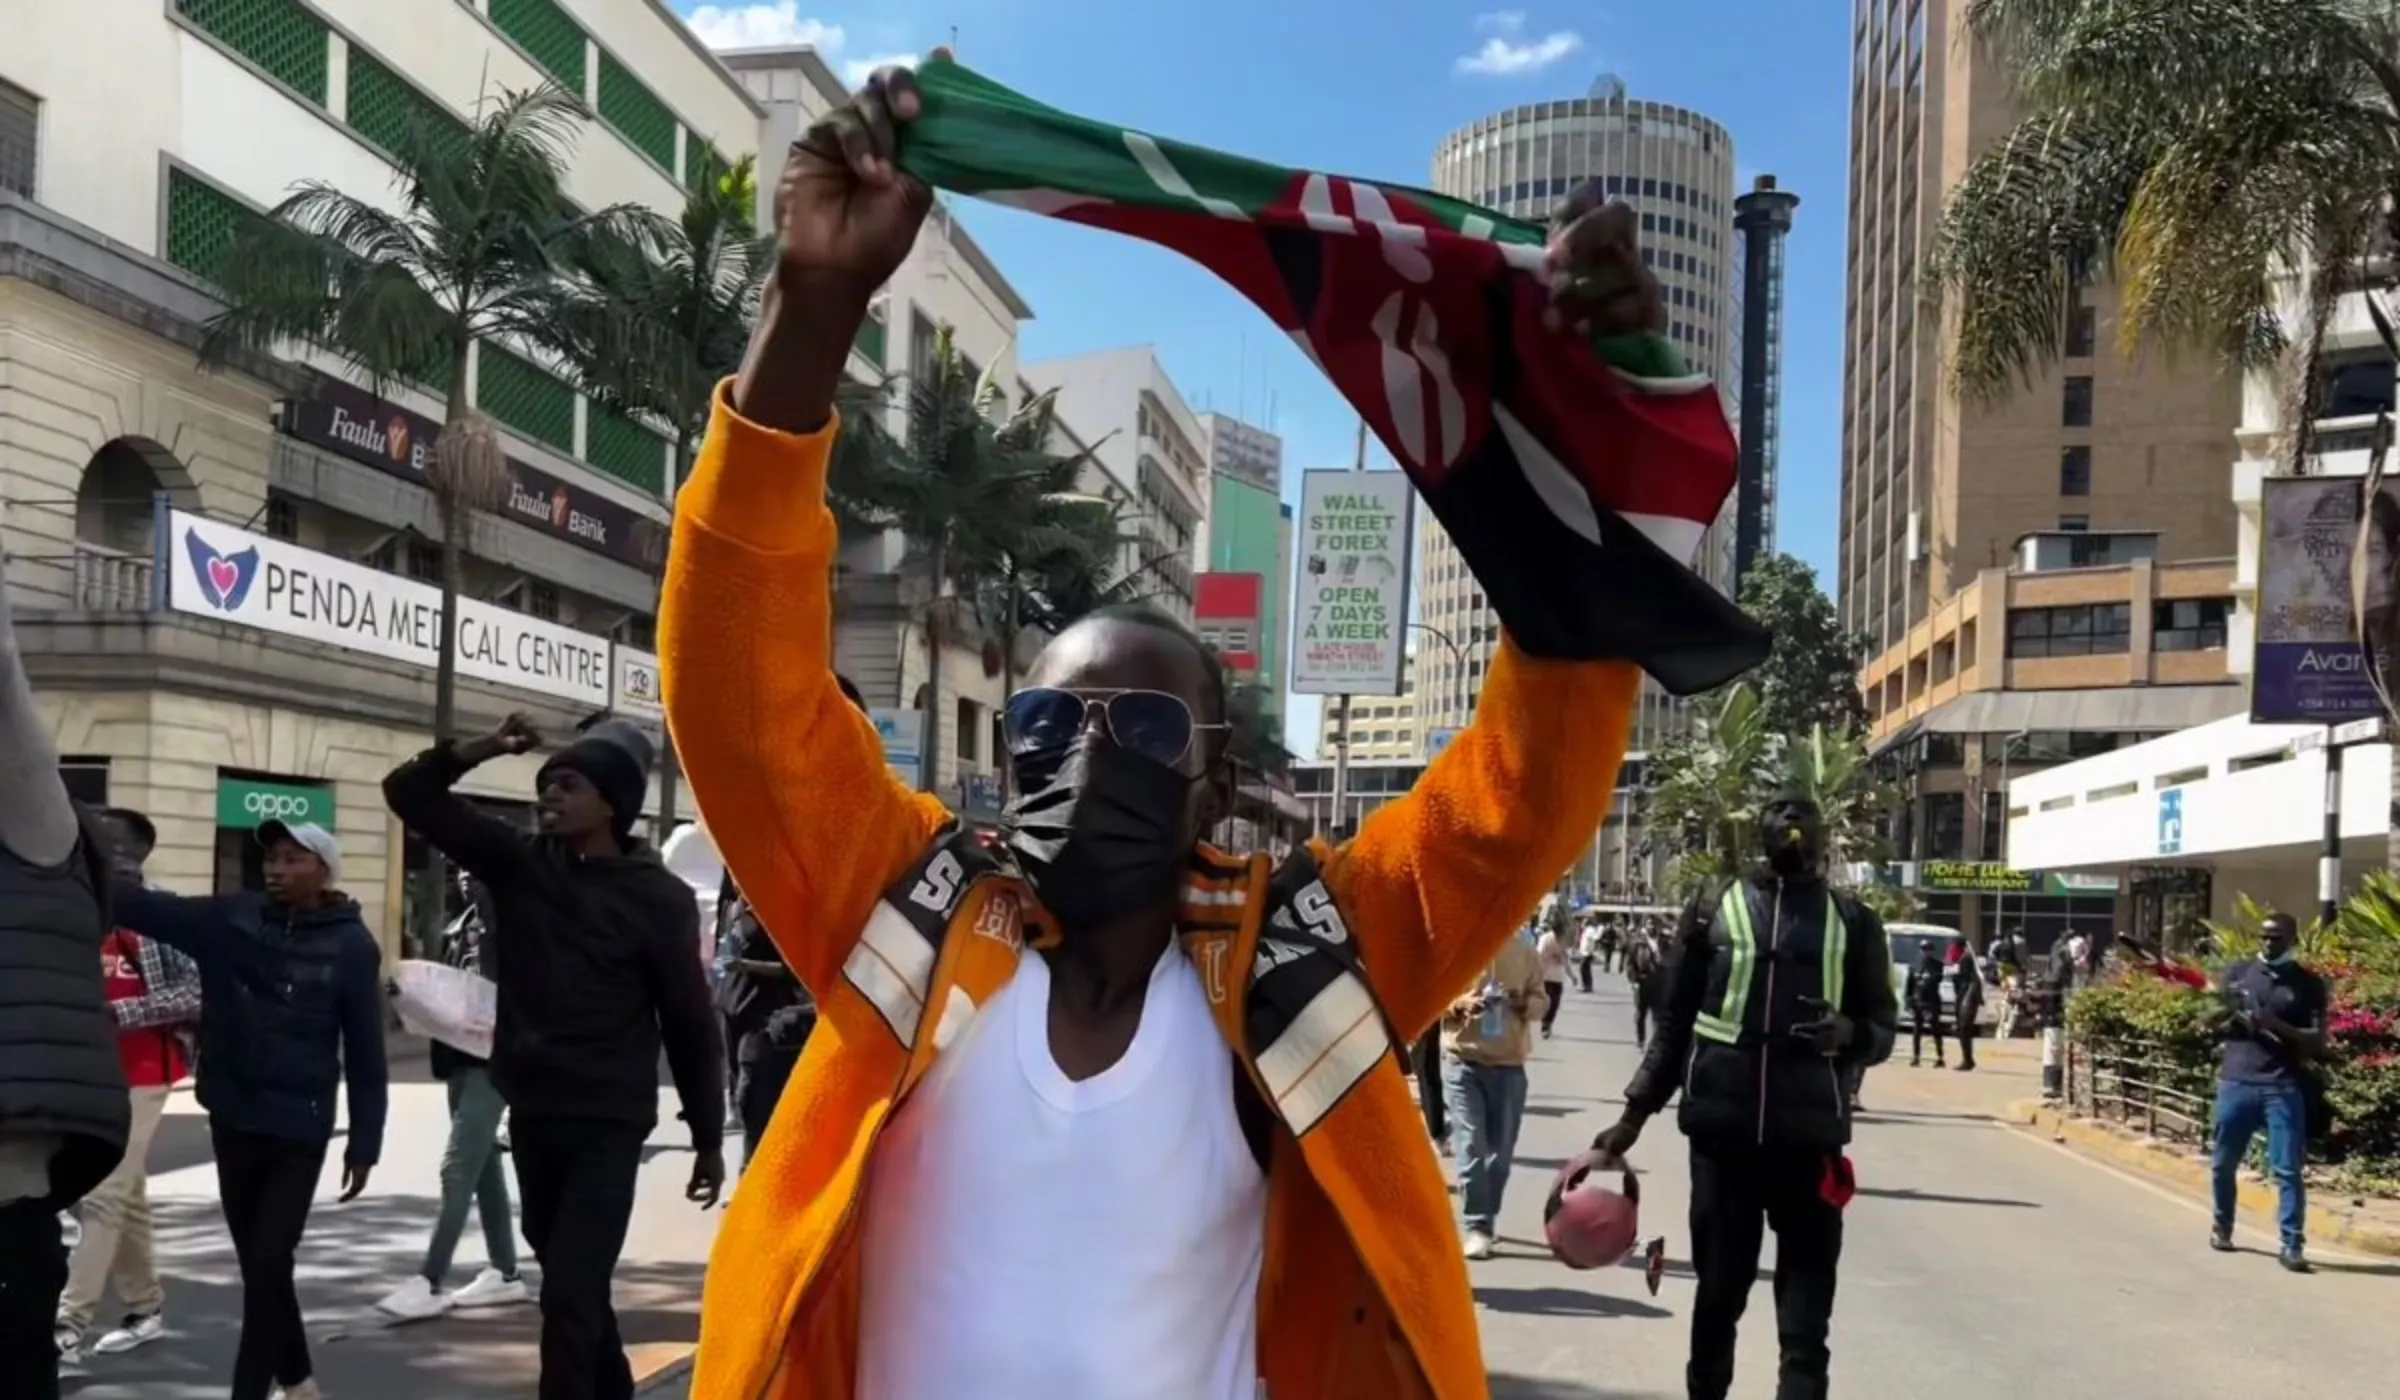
[{"xmin": 0, "ymin": 61, "xmax": 2343, "ymax": 1400}]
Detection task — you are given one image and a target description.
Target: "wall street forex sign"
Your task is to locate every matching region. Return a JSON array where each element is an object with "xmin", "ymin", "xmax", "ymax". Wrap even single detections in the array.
[{"xmin": 1290, "ymin": 469, "xmax": 1412, "ymax": 696}]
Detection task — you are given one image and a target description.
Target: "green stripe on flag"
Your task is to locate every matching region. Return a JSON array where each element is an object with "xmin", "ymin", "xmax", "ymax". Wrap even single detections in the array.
[{"xmin": 898, "ymin": 55, "xmax": 1688, "ymax": 381}]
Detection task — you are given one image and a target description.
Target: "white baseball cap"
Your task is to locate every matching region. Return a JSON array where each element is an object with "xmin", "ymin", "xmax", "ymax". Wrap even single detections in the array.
[{"xmin": 257, "ymin": 819, "xmax": 341, "ymax": 886}]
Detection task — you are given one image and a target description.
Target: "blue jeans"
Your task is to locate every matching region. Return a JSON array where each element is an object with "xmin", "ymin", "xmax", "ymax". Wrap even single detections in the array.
[
  {"xmin": 1444, "ymin": 1059, "xmax": 1528, "ymax": 1233},
  {"xmin": 2211, "ymin": 1078, "xmax": 2306, "ymax": 1252}
]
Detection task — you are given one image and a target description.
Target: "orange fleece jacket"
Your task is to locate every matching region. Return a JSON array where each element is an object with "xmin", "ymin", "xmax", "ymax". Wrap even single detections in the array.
[{"xmin": 661, "ymin": 384, "xmax": 1639, "ymax": 1399}]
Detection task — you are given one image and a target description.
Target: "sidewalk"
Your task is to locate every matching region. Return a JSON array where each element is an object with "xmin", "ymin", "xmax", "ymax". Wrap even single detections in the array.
[{"xmin": 1868, "ymin": 1035, "xmax": 2400, "ymax": 1258}]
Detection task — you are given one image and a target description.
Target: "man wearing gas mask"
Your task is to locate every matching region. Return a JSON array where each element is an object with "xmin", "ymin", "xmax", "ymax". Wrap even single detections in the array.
[
  {"xmin": 654, "ymin": 58, "xmax": 1708, "ymax": 1400},
  {"xmin": 1588, "ymin": 794, "xmax": 1896, "ymax": 1400}
]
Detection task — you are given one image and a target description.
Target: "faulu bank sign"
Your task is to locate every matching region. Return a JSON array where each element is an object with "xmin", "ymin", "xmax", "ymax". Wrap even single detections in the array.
[
  {"xmin": 283, "ymin": 380, "xmax": 668, "ymax": 571},
  {"xmin": 167, "ymin": 510, "xmax": 664, "ymax": 717}
]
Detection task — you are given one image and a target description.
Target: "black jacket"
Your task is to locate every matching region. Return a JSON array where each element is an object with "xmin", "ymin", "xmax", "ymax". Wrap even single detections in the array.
[
  {"xmin": 117, "ymin": 887, "xmax": 389, "ymax": 1166},
  {"xmin": 1624, "ymin": 871, "xmax": 1898, "ymax": 1154},
  {"xmin": 1906, "ymin": 956, "xmax": 1946, "ymax": 1010},
  {"xmin": 384, "ymin": 743, "xmax": 723, "ymax": 1143},
  {"xmin": 0, "ymin": 840, "xmax": 128, "ymax": 1205}
]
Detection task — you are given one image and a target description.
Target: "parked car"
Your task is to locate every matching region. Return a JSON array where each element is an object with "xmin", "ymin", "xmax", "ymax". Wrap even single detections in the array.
[{"xmin": 1884, "ymin": 922, "xmax": 1992, "ymax": 1030}]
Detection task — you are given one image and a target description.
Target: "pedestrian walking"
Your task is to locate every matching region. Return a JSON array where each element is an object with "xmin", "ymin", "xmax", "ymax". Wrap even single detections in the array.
[
  {"xmin": 658, "ymin": 67, "xmax": 1680, "ymax": 1398},
  {"xmin": 1950, "ymin": 944, "xmax": 1984, "ymax": 1071},
  {"xmin": 1907, "ymin": 942, "xmax": 1947, "ymax": 1068},
  {"xmin": 2038, "ymin": 933, "xmax": 2094, "ymax": 1099},
  {"xmin": 2209, "ymin": 911, "xmax": 2328, "ymax": 1272},
  {"xmin": 1411, "ymin": 1028, "xmax": 1448, "ymax": 1151},
  {"xmin": 1535, "ymin": 924, "xmax": 1571, "ymax": 1038},
  {"xmin": 1445, "ymin": 933, "xmax": 1548, "ymax": 1260},
  {"xmin": 383, "ymin": 714, "xmax": 724, "ymax": 1400},
  {"xmin": 1575, "ymin": 919, "xmax": 1600, "ymax": 992},
  {"xmin": 114, "ymin": 820, "xmax": 388, "ymax": 1400},
  {"xmin": 1598, "ymin": 920, "xmax": 1621, "ymax": 975},
  {"xmin": 1625, "ymin": 931, "xmax": 1663, "ymax": 1048},
  {"xmin": 1589, "ymin": 794, "xmax": 1897, "ymax": 1400},
  {"xmin": 56, "ymin": 809, "xmax": 198, "ymax": 1366},
  {"xmin": 374, "ymin": 871, "xmax": 528, "ymax": 1321},
  {"xmin": 0, "ymin": 583, "xmax": 128, "ymax": 1400}
]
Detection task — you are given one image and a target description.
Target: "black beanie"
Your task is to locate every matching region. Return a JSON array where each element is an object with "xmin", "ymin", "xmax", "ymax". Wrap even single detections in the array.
[{"xmin": 539, "ymin": 718, "xmax": 655, "ymax": 836}]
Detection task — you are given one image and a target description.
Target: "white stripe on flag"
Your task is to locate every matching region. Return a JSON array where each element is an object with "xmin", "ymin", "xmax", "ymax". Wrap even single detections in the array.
[
  {"xmin": 1256, "ymin": 972, "xmax": 1386, "ymax": 1136},
  {"xmin": 842, "ymin": 900, "xmax": 937, "ymax": 1045},
  {"xmin": 1345, "ymin": 183, "xmax": 1432, "ymax": 284},
  {"xmin": 1121, "ymin": 133, "xmax": 1246, "ymax": 219},
  {"xmin": 1494, "ymin": 405, "xmax": 1708, "ymax": 563}
]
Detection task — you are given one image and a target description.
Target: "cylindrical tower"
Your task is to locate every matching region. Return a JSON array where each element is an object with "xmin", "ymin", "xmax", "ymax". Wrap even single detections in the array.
[
  {"xmin": 1422, "ymin": 76, "xmax": 1740, "ymax": 762},
  {"xmin": 1732, "ymin": 173, "xmax": 1800, "ymax": 593}
]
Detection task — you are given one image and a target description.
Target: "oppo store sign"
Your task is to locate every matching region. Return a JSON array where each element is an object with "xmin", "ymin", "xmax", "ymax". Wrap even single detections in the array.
[{"xmin": 215, "ymin": 777, "xmax": 336, "ymax": 829}]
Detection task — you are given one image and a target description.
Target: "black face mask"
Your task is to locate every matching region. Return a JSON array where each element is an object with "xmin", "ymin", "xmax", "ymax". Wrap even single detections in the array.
[{"xmin": 1001, "ymin": 741, "xmax": 1193, "ymax": 935}]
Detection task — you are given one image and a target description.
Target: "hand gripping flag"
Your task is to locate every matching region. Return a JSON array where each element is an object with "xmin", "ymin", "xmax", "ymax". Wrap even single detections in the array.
[{"xmin": 895, "ymin": 56, "xmax": 1769, "ymax": 694}]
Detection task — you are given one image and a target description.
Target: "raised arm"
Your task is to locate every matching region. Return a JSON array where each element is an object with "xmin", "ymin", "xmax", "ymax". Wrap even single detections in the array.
[
  {"xmin": 113, "ymin": 884, "xmax": 244, "ymax": 968},
  {"xmin": 381, "ymin": 720, "xmax": 540, "ymax": 885},
  {"xmin": 1317, "ymin": 641, "xmax": 1638, "ymax": 1038},
  {"xmin": 662, "ymin": 78, "xmax": 953, "ymax": 999}
]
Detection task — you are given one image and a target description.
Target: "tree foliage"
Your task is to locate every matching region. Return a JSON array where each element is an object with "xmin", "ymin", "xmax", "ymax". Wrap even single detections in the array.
[
  {"xmin": 1736, "ymin": 554, "xmax": 1870, "ymax": 738},
  {"xmin": 1928, "ymin": 0, "xmax": 2400, "ymax": 409}
]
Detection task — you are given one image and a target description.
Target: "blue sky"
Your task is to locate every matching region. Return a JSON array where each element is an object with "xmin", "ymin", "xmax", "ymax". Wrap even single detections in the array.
[{"xmin": 675, "ymin": 1, "xmax": 1852, "ymax": 749}]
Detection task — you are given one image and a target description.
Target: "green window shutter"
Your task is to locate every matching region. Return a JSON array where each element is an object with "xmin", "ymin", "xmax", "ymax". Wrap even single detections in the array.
[
  {"xmin": 173, "ymin": 0, "xmax": 330, "ymax": 106},
  {"xmin": 477, "ymin": 345, "xmax": 577, "ymax": 454},
  {"xmin": 686, "ymin": 140, "xmax": 725, "ymax": 195},
  {"xmin": 163, "ymin": 168, "xmax": 252, "ymax": 286},
  {"xmin": 596, "ymin": 51, "xmax": 676, "ymax": 171},
  {"xmin": 490, "ymin": 0, "xmax": 587, "ymax": 94},
  {"xmin": 585, "ymin": 409, "xmax": 668, "ymax": 495},
  {"xmin": 346, "ymin": 49, "xmax": 470, "ymax": 163},
  {"xmin": 853, "ymin": 307, "xmax": 887, "ymax": 369}
]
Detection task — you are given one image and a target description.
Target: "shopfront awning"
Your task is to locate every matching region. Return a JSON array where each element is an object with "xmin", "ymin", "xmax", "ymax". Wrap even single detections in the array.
[{"xmin": 1895, "ymin": 684, "xmax": 2246, "ymax": 743}]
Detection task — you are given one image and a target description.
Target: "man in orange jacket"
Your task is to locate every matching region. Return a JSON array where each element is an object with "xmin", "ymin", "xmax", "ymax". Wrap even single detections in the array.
[{"xmin": 662, "ymin": 64, "xmax": 1664, "ymax": 1400}]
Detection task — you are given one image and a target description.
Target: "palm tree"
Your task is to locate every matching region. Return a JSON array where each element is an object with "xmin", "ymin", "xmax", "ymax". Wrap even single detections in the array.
[
  {"xmin": 1929, "ymin": 0, "xmax": 2400, "ymax": 871},
  {"xmin": 548, "ymin": 156, "xmax": 770, "ymax": 834},
  {"xmin": 1644, "ymin": 683, "xmax": 1778, "ymax": 898},
  {"xmin": 199, "ymin": 84, "xmax": 655, "ymax": 744},
  {"xmin": 1777, "ymin": 723, "xmax": 1894, "ymax": 874},
  {"xmin": 829, "ymin": 325, "xmax": 1109, "ymax": 791}
]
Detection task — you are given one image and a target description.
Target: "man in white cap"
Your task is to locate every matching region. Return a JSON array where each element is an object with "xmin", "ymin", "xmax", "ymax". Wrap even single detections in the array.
[{"xmin": 113, "ymin": 818, "xmax": 388, "ymax": 1400}]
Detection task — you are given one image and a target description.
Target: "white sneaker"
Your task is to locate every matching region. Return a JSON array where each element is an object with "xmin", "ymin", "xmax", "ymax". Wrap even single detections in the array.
[
  {"xmin": 54, "ymin": 1324, "xmax": 84, "ymax": 1366},
  {"xmin": 92, "ymin": 1312, "xmax": 166, "ymax": 1354},
  {"xmin": 274, "ymin": 1380, "xmax": 325, "ymax": 1400},
  {"xmin": 57, "ymin": 1211, "xmax": 80, "ymax": 1251},
  {"xmin": 1463, "ymin": 1228, "xmax": 1496, "ymax": 1260},
  {"xmin": 372, "ymin": 1277, "xmax": 452, "ymax": 1322},
  {"xmin": 448, "ymin": 1268, "xmax": 528, "ymax": 1310}
]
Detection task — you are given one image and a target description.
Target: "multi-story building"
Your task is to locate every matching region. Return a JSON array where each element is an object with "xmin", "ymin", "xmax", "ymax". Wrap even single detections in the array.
[
  {"xmin": 1201, "ymin": 413, "xmax": 1289, "ymax": 728},
  {"xmin": 1838, "ymin": 0, "xmax": 2239, "ymax": 658},
  {"xmin": 1319, "ymin": 662, "xmax": 1421, "ymax": 762},
  {"xmin": 1, "ymin": 0, "xmax": 776, "ymax": 944},
  {"xmin": 1024, "ymin": 346, "xmax": 1210, "ymax": 620},
  {"xmin": 1731, "ymin": 174, "xmax": 1799, "ymax": 592},
  {"xmin": 1424, "ymin": 73, "xmax": 1739, "ymax": 761},
  {"xmin": 722, "ymin": 43, "xmax": 1041, "ymax": 814}
]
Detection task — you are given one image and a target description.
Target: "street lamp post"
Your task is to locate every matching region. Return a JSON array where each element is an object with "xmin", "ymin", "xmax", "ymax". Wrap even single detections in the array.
[{"xmin": 1994, "ymin": 728, "xmax": 2028, "ymax": 945}]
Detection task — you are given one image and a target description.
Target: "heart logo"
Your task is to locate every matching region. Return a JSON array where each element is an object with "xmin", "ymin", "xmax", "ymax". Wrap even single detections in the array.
[{"xmin": 181, "ymin": 528, "xmax": 260, "ymax": 611}]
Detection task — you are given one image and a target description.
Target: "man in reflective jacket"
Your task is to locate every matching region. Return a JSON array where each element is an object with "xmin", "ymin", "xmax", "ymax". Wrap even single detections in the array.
[{"xmin": 1588, "ymin": 794, "xmax": 1896, "ymax": 1400}]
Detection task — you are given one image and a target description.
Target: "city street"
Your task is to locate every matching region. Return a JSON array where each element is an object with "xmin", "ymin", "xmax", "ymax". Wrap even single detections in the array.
[
  {"xmin": 59, "ymin": 1047, "xmax": 718, "ymax": 1400},
  {"xmin": 71, "ymin": 982, "xmax": 2400, "ymax": 1399}
]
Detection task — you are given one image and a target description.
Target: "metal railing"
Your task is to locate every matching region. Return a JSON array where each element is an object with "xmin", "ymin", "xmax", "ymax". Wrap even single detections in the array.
[
  {"xmin": 72, "ymin": 543, "xmax": 153, "ymax": 612},
  {"xmin": 2065, "ymin": 1037, "xmax": 2213, "ymax": 1146}
]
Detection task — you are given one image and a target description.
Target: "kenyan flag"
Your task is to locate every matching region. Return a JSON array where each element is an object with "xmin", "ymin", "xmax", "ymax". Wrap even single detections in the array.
[{"xmin": 898, "ymin": 56, "xmax": 1768, "ymax": 695}]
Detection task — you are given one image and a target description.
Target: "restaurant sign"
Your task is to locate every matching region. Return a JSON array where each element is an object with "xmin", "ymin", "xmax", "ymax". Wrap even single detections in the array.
[{"xmin": 1912, "ymin": 861, "xmax": 2122, "ymax": 896}]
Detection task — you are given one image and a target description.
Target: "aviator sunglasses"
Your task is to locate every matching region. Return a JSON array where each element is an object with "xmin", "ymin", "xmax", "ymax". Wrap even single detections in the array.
[{"xmin": 1001, "ymin": 687, "xmax": 1229, "ymax": 772}]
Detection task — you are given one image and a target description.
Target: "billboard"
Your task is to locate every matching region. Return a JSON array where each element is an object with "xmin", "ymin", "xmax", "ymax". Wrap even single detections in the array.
[
  {"xmin": 1291, "ymin": 469, "xmax": 1412, "ymax": 696},
  {"xmin": 1195, "ymin": 572, "xmax": 1265, "ymax": 674},
  {"xmin": 2252, "ymin": 475, "xmax": 2395, "ymax": 724}
]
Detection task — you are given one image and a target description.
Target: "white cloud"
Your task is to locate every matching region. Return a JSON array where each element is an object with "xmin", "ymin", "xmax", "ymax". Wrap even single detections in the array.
[
  {"xmin": 1455, "ymin": 12, "xmax": 1584, "ymax": 77},
  {"xmin": 839, "ymin": 52, "xmax": 919, "ymax": 85},
  {"xmin": 680, "ymin": 3, "xmax": 842, "ymax": 49}
]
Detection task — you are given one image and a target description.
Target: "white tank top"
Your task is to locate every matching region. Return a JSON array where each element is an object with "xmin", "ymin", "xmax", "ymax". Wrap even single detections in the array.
[{"xmin": 856, "ymin": 942, "xmax": 1268, "ymax": 1399}]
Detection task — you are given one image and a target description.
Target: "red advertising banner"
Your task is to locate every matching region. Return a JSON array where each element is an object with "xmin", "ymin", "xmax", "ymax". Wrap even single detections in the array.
[{"xmin": 1195, "ymin": 572, "xmax": 1264, "ymax": 674}]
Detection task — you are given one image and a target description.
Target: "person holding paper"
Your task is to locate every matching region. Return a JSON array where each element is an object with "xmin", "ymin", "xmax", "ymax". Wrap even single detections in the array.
[{"xmin": 1442, "ymin": 934, "xmax": 1549, "ymax": 1260}]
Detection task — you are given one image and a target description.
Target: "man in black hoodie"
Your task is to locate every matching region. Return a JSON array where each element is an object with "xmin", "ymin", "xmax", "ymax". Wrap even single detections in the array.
[
  {"xmin": 1587, "ymin": 794, "xmax": 1897, "ymax": 1400},
  {"xmin": 383, "ymin": 713, "xmax": 723, "ymax": 1400}
]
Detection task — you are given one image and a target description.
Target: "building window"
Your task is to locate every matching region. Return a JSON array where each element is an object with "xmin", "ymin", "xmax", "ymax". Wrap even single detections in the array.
[
  {"xmin": 586, "ymin": 408, "xmax": 669, "ymax": 496},
  {"xmin": 345, "ymin": 50, "xmax": 471, "ymax": 163},
  {"xmin": 0, "ymin": 77, "xmax": 35, "ymax": 198},
  {"xmin": 2062, "ymin": 375, "xmax": 2094, "ymax": 427},
  {"xmin": 2065, "ymin": 304, "xmax": 2096, "ymax": 357},
  {"xmin": 908, "ymin": 310, "xmax": 938, "ymax": 389},
  {"xmin": 174, "ymin": 0, "xmax": 331, "ymax": 107},
  {"xmin": 525, "ymin": 581, "xmax": 561, "ymax": 620},
  {"xmin": 2153, "ymin": 597, "xmax": 2231, "ymax": 652},
  {"xmin": 612, "ymin": 614, "xmax": 657, "ymax": 651},
  {"xmin": 163, "ymin": 168, "xmax": 255, "ymax": 287},
  {"xmin": 2059, "ymin": 445, "xmax": 2091, "ymax": 496},
  {"xmin": 2058, "ymin": 514, "xmax": 2089, "ymax": 531},
  {"xmin": 2316, "ymin": 347, "xmax": 2397, "ymax": 420},
  {"xmin": 490, "ymin": 0, "xmax": 588, "ymax": 94},
  {"xmin": 2006, "ymin": 603, "xmax": 2132, "ymax": 657},
  {"xmin": 264, "ymin": 494, "xmax": 299, "ymax": 541},
  {"xmin": 596, "ymin": 50, "xmax": 677, "ymax": 171},
  {"xmin": 477, "ymin": 345, "xmax": 577, "ymax": 455},
  {"xmin": 956, "ymin": 698, "xmax": 981, "ymax": 762}
]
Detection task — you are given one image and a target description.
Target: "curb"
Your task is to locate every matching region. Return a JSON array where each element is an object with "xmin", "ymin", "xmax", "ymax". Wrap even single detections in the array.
[
  {"xmin": 2002, "ymin": 1098, "xmax": 2400, "ymax": 1259},
  {"xmin": 631, "ymin": 1344, "xmax": 695, "ymax": 1395}
]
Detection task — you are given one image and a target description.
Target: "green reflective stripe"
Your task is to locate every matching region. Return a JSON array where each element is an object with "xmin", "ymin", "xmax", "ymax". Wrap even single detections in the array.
[
  {"xmin": 1694, "ymin": 1011, "xmax": 1741, "ymax": 1044},
  {"xmin": 1715, "ymin": 886, "xmax": 1757, "ymax": 1033},
  {"xmin": 1821, "ymin": 894, "xmax": 1846, "ymax": 1011}
]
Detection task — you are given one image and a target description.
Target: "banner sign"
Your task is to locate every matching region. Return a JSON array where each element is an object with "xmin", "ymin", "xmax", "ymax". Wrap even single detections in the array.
[
  {"xmin": 2252, "ymin": 475, "xmax": 2385, "ymax": 723},
  {"xmin": 1291, "ymin": 470, "xmax": 1412, "ymax": 696},
  {"xmin": 613, "ymin": 648, "xmax": 663, "ymax": 724},
  {"xmin": 1907, "ymin": 860, "xmax": 2122, "ymax": 896},
  {"xmin": 215, "ymin": 775, "xmax": 335, "ymax": 829},
  {"xmin": 1195, "ymin": 571, "xmax": 1265, "ymax": 673},
  {"xmin": 166, "ymin": 510, "xmax": 613, "ymax": 709},
  {"xmin": 872, "ymin": 709, "xmax": 925, "ymax": 789},
  {"xmin": 281, "ymin": 378, "xmax": 670, "ymax": 571}
]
